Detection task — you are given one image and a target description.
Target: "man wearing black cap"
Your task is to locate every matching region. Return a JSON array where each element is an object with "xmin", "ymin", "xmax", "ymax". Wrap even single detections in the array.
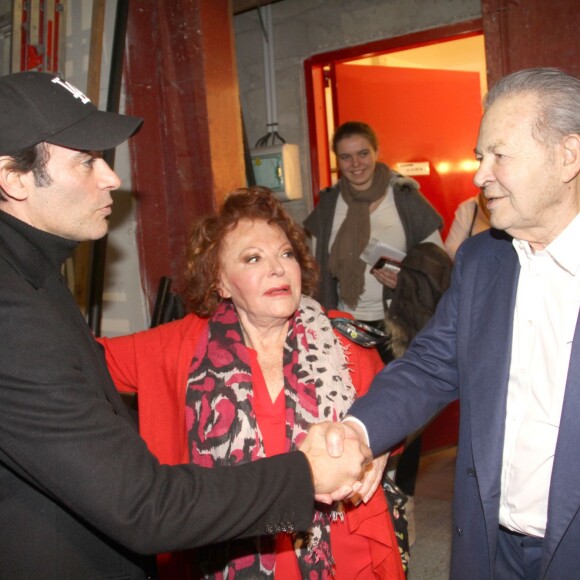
[{"xmin": 0, "ymin": 71, "xmax": 369, "ymax": 579}]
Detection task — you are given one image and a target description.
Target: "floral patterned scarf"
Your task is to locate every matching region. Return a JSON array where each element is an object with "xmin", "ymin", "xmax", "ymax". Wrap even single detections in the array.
[{"xmin": 185, "ymin": 295, "xmax": 355, "ymax": 578}]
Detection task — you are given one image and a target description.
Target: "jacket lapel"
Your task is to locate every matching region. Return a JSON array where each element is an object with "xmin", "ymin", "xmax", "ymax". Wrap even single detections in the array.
[{"xmin": 468, "ymin": 241, "xmax": 520, "ymax": 555}]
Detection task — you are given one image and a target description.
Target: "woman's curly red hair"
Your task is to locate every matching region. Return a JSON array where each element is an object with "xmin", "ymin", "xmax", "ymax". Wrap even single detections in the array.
[{"xmin": 184, "ymin": 186, "xmax": 319, "ymax": 317}]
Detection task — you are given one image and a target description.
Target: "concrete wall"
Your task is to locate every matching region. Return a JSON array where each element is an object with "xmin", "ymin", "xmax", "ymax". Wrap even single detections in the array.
[{"xmin": 234, "ymin": 0, "xmax": 482, "ymax": 225}]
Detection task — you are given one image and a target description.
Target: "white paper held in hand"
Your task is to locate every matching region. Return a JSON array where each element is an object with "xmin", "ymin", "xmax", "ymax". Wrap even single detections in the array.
[{"xmin": 360, "ymin": 237, "xmax": 406, "ymax": 273}]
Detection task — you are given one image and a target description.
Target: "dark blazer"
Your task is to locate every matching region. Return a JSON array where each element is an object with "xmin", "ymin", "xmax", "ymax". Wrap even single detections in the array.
[
  {"xmin": 350, "ymin": 228, "xmax": 580, "ymax": 579},
  {"xmin": 0, "ymin": 212, "xmax": 314, "ymax": 579}
]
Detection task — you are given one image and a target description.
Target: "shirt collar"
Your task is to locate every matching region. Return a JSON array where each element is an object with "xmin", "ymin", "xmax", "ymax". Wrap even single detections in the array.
[{"xmin": 512, "ymin": 212, "xmax": 580, "ymax": 275}]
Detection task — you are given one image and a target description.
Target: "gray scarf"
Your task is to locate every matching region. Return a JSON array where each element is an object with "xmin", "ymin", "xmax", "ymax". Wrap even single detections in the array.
[{"xmin": 328, "ymin": 162, "xmax": 392, "ymax": 308}]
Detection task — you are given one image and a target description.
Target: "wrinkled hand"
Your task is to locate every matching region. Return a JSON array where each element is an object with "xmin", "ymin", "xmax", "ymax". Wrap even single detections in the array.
[
  {"xmin": 299, "ymin": 422, "xmax": 372, "ymax": 505},
  {"xmin": 348, "ymin": 452, "xmax": 389, "ymax": 505},
  {"xmin": 324, "ymin": 420, "xmax": 386, "ymax": 504},
  {"xmin": 372, "ymin": 266, "xmax": 398, "ymax": 289}
]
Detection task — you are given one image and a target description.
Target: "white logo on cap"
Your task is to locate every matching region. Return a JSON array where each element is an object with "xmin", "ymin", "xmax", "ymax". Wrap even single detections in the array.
[{"xmin": 51, "ymin": 77, "xmax": 91, "ymax": 104}]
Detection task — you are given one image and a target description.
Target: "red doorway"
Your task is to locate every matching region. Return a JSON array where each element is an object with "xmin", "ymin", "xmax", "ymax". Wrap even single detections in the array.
[
  {"xmin": 334, "ymin": 63, "xmax": 482, "ymax": 238},
  {"xmin": 304, "ymin": 20, "xmax": 486, "ymax": 452},
  {"xmin": 304, "ymin": 19, "xmax": 485, "ymax": 218}
]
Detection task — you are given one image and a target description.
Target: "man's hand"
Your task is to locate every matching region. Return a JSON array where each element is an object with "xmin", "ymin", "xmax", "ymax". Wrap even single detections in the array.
[
  {"xmin": 324, "ymin": 419, "xmax": 366, "ymax": 457},
  {"xmin": 299, "ymin": 422, "xmax": 371, "ymax": 505},
  {"xmin": 324, "ymin": 420, "xmax": 386, "ymax": 504},
  {"xmin": 349, "ymin": 452, "xmax": 389, "ymax": 505}
]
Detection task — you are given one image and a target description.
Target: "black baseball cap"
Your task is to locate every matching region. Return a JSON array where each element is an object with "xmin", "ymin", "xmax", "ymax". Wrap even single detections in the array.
[{"xmin": 0, "ymin": 71, "xmax": 143, "ymax": 155}]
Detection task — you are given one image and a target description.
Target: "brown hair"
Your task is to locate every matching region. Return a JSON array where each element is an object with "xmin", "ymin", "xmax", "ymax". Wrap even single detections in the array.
[
  {"xmin": 0, "ymin": 142, "xmax": 52, "ymax": 202},
  {"xmin": 331, "ymin": 121, "xmax": 379, "ymax": 154},
  {"xmin": 184, "ymin": 186, "xmax": 319, "ymax": 317}
]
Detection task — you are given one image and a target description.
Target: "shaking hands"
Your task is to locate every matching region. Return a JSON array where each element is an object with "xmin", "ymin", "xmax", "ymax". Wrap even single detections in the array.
[{"xmin": 299, "ymin": 421, "xmax": 387, "ymax": 505}]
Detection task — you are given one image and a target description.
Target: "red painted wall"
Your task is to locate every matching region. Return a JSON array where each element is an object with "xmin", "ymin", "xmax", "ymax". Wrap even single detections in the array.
[{"xmin": 335, "ymin": 64, "xmax": 483, "ymax": 237}]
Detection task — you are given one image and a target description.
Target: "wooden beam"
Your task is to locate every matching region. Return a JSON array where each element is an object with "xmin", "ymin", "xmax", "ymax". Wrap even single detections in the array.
[{"xmin": 86, "ymin": 0, "xmax": 105, "ymax": 102}]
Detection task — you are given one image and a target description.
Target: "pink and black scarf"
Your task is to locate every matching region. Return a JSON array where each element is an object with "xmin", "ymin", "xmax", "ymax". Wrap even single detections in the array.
[{"xmin": 185, "ymin": 296, "xmax": 355, "ymax": 578}]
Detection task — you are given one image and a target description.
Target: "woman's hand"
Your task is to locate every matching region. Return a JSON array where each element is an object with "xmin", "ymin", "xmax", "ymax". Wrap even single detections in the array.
[{"xmin": 372, "ymin": 267, "xmax": 398, "ymax": 289}]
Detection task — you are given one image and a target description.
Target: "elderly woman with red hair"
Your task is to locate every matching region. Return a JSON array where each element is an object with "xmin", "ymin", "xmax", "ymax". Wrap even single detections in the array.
[{"xmin": 100, "ymin": 187, "xmax": 404, "ymax": 579}]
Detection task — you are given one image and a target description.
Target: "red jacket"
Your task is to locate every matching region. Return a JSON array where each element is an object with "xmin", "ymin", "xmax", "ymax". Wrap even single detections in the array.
[{"xmin": 100, "ymin": 312, "xmax": 404, "ymax": 579}]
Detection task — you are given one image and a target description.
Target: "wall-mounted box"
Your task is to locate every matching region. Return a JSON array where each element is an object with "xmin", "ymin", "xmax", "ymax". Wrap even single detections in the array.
[{"xmin": 250, "ymin": 144, "xmax": 303, "ymax": 201}]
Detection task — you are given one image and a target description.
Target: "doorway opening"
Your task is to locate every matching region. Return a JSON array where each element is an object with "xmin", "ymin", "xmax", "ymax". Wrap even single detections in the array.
[
  {"xmin": 304, "ymin": 20, "xmax": 486, "ymax": 452},
  {"xmin": 304, "ymin": 19, "xmax": 486, "ymax": 239}
]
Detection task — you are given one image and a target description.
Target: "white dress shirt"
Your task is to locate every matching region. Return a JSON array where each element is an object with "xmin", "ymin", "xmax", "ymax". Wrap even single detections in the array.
[{"xmin": 499, "ymin": 213, "xmax": 580, "ymax": 537}]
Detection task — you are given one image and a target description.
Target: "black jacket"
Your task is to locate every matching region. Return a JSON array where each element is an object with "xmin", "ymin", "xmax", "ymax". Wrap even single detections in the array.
[
  {"xmin": 385, "ymin": 242, "xmax": 453, "ymax": 358},
  {"xmin": 0, "ymin": 211, "xmax": 314, "ymax": 579}
]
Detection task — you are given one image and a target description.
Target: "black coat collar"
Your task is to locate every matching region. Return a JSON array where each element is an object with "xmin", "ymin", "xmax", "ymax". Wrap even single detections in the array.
[{"xmin": 0, "ymin": 210, "xmax": 77, "ymax": 288}]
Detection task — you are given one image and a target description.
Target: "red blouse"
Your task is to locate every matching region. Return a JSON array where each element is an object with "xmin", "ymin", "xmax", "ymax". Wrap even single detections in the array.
[{"xmin": 249, "ymin": 349, "xmax": 376, "ymax": 579}]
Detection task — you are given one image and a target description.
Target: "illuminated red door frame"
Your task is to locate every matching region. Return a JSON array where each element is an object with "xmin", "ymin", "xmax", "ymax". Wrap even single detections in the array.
[{"xmin": 303, "ymin": 19, "xmax": 483, "ymax": 204}]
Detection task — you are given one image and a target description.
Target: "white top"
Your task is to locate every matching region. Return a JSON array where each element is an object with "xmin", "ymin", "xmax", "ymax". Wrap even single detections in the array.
[
  {"xmin": 499, "ymin": 212, "xmax": 580, "ymax": 537},
  {"xmin": 444, "ymin": 196, "xmax": 491, "ymax": 260},
  {"xmin": 330, "ymin": 186, "xmax": 442, "ymax": 320}
]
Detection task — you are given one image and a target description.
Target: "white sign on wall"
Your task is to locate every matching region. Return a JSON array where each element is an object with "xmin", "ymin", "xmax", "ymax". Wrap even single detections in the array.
[{"xmin": 396, "ymin": 161, "xmax": 431, "ymax": 176}]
